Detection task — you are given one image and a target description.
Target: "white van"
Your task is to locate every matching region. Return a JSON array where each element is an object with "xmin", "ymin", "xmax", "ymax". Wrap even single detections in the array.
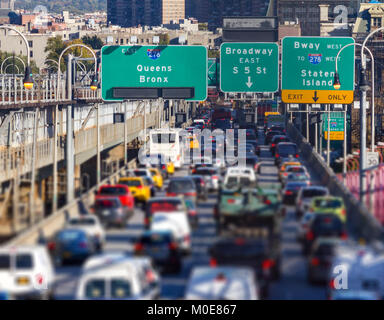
[
  {"xmin": 0, "ymin": 246, "xmax": 55, "ymax": 300},
  {"xmin": 76, "ymin": 253, "xmax": 160, "ymax": 300},
  {"xmin": 150, "ymin": 212, "xmax": 192, "ymax": 255},
  {"xmin": 223, "ymin": 167, "xmax": 257, "ymax": 187},
  {"xmin": 149, "ymin": 129, "xmax": 184, "ymax": 168},
  {"xmin": 184, "ymin": 266, "xmax": 259, "ymax": 300}
]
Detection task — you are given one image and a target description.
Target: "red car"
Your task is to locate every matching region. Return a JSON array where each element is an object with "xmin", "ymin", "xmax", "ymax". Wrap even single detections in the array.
[{"xmin": 95, "ymin": 184, "xmax": 135, "ymax": 212}]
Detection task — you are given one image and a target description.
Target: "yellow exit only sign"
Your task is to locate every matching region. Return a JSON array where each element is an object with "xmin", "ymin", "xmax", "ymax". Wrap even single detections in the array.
[
  {"xmin": 282, "ymin": 90, "xmax": 353, "ymax": 104},
  {"xmin": 324, "ymin": 131, "xmax": 344, "ymax": 140}
]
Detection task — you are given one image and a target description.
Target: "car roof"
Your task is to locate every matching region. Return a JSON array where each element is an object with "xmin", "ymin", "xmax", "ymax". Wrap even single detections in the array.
[
  {"xmin": 148, "ymin": 197, "xmax": 183, "ymax": 202},
  {"xmin": 169, "ymin": 177, "xmax": 194, "ymax": 181},
  {"xmin": 277, "ymin": 142, "xmax": 297, "ymax": 146},
  {"xmin": 0, "ymin": 245, "xmax": 47, "ymax": 254}
]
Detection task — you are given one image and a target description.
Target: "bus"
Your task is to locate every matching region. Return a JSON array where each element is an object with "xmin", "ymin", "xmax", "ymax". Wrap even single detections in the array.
[{"xmin": 149, "ymin": 129, "xmax": 184, "ymax": 168}]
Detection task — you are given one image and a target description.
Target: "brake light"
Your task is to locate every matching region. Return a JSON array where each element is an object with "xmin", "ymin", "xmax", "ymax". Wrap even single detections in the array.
[
  {"xmin": 272, "ymin": 143, "xmax": 276, "ymax": 147},
  {"xmin": 166, "ymin": 192, "xmax": 177, "ymax": 197},
  {"xmin": 275, "ymin": 153, "xmax": 279, "ymax": 158},
  {"xmin": 264, "ymin": 199, "xmax": 271, "ymax": 205},
  {"xmin": 329, "ymin": 279, "xmax": 336, "ymax": 290},
  {"xmin": 212, "ymin": 176, "xmax": 218, "ymax": 180},
  {"xmin": 341, "ymin": 232, "xmax": 348, "ymax": 240},
  {"xmin": 47, "ymin": 242, "xmax": 56, "ymax": 251},
  {"xmin": 162, "ymin": 165, "xmax": 166, "ymax": 170},
  {"xmin": 169, "ymin": 242, "xmax": 178, "ymax": 250},
  {"xmin": 341, "ymin": 209, "xmax": 346, "ymax": 216},
  {"xmin": 311, "ymin": 257, "xmax": 320, "ymax": 266},
  {"xmin": 185, "ymin": 192, "xmax": 197, "ymax": 197},
  {"xmin": 134, "ymin": 243, "xmax": 143, "ymax": 251},
  {"xmin": 285, "ymin": 190, "xmax": 293, "ymax": 195},
  {"xmin": 184, "ymin": 235, "xmax": 191, "ymax": 243},
  {"xmin": 210, "ymin": 258, "xmax": 217, "ymax": 267},
  {"xmin": 189, "ymin": 210, "xmax": 197, "ymax": 216},
  {"xmin": 235, "ymin": 238, "xmax": 245, "ymax": 245},
  {"xmin": 144, "ymin": 217, "xmax": 150, "ymax": 225},
  {"xmin": 295, "ymin": 154, "xmax": 299, "ymax": 158},
  {"xmin": 227, "ymin": 199, "xmax": 235, "ymax": 204},
  {"xmin": 262, "ymin": 259, "xmax": 275, "ymax": 270},
  {"xmin": 306, "ymin": 231, "xmax": 314, "ymax": 241},
  {"xmin": 146, "ymin": 270, "xmax": 156, "ymax": 282},
  {"xmin": 137, "ymin": 185, "xmax": 143, "ymax": 189}
]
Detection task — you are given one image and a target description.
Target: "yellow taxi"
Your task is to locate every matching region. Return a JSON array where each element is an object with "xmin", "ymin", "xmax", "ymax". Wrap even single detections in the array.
[
  {"xmin": 187, "ymin": 136, "xmax": 199, "ymax": 149},
  {"xmin": 149, "ymin": 168, "xmax": 163, "ymax": 189},
  {"xmin": 279, "ymin": 161, "xmax": 301, "ymax": 181},
  {"xmin": 118, "ymin": 177, "xmax": 151, "ymax": 202},
  {"xmin": 166, "ymin": 161, "xmax": 175, "ymax": 176}
]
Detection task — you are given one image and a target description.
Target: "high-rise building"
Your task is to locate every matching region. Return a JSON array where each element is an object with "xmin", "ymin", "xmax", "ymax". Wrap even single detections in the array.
[
  {"xmin": 107, "ymin": 0, "xmax": 184, "ymax": 27},
  {"xmin": 277, "ymin": 0, "xmax": 359, "ymax": 36}
]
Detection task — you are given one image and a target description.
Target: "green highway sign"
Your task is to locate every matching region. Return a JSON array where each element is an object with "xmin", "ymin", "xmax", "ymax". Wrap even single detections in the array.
[
  {"xmin": 281, "ymin": 37, "xmax": 355, "ymax": 104},
  {"xmin": 322, "ymin": 113, "xmax": 345, "ymax": 140},
  {"xmin": 220, "ymin": 42, "xmax": 279, "ymax": 93},
  {"xmin": 101, "ymin": 45, "xmax": 207, "ymax": 101},
  {"xmin": 208, "ymin": 58, "xmax": 219, "ymax": 88}
]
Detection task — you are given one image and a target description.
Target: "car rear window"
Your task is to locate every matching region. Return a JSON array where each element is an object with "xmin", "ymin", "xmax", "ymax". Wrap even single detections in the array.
[
  {"xmin": 141, "ymin": 233, "xmax": 172, "ymax": 244},
  {"xmin": 314, "ymin": 199, "xmax": 343, "ymax": 208},
  {"xmin": 313, "ymin": 216, "xmax": 342, "ymax": 230},
  {"xmin": 134, "ymin": 171, "xmax": 147, "ymax": 177},
  {"xmin": 119, "ymin": 180, "xmax": 142, "ymax": 187},
  {"xmin": 287, "ymin": 167, "xmax": 305, "ymax": 173},
  {"xmin": 149, "ymin": 200, "xmax": 182, "ymax": 213},
  {"xmin": 169, "ymin": 180, "xmax": 195, "ymax": 190},
  {"xmin": 85, "ymin": 279, "xmax": 106, "ymax": 299},
  {"xmin": 303, "ymin": 189, "xmax": 327, "ymax": 197},
  {"xmin": 96, "ymin": 199, "xmax": 119, "ymax": 208},
  {"xmin": 111, "ymin": 279, "xmax": 132, "ymax": 299},
  {"xmin": 0, "ymin": 254, "xmax": 10, "ymax": 269},
  {"xmin": 315, "ymin": 244, "xmax": 336, "ymax": 256},
  {"xmin": 69, "ymin": 218, "xmax": 96, "ymax": 226},
  {"xmin": 278, "ymin": 144, "xmax": 298, "ymax": 155},
  {"xmin": 16, "ymin": 254, "xmax": 33, "ymax": 269},
  {"xmin": 58, "ymin": 230, "xmax": 84, "ymax": 241},
  {"xmin": 99, "ymin": 187, "xmax": 127, "ymax": 195},
  {"xmin": 196, "ymin": 169, "xmax": 217, "ymax": 175}
]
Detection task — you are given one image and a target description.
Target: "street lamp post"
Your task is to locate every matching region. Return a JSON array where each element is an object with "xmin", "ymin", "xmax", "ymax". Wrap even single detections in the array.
[{"xmin": 334, "ymin": 43, "xmax": 374, "ymax": 202}]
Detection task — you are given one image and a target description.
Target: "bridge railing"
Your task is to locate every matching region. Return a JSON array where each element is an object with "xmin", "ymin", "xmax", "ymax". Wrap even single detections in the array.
[{"xmin": 287, "ymin": 122, "xmax": 384, "ymax": 243}]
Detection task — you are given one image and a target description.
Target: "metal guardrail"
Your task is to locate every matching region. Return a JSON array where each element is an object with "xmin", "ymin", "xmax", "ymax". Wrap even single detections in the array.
[
  {"xmin": 287, "ymin": 122, "xmax": 384, "ymax": 242},
  {"xmin": 3, "ymin": 158, "xmax": 138, "ymax": 247}
]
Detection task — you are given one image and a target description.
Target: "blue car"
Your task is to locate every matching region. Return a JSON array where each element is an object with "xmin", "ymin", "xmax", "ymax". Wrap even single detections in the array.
[{"xmin": 47, "ymin": 228, "xmax": 97, "ymax": 266}]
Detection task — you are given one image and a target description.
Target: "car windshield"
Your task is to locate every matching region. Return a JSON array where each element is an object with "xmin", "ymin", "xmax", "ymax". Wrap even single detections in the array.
[
  {"xmin": 314, "ymin": 199, "xmax": 343, "ymax": 208},
  {"xmin": 85, "ymin": 279, "xmax": 106, "ymax": 299},
  {"xmin": 99, "ymin": 187, "xmax": 127, "ymax": 195},
  {"xmin": 96, "ymin": 199, "xmax": 119, "ymax": 208},
  {"xmin": 119, "ymin": 180, "xmax": 142, "ymax": 187},
  {"xmin": 303, "ymin": 189, "xmax": 327, "ymax": 197},
  {"xmin": 69, "ymin": 218, "xmax": 96, "ymax": 226},
  {"xmin": 111, "ymin": 279, "xmax": 132, "ymax": 299},
  {"xmin": 278, "ymin": 145, "xmax": 297, "ymax": 155},
  {"xmin": 149, "ymin": 201, "xmax": 182, "ymax": 213}
]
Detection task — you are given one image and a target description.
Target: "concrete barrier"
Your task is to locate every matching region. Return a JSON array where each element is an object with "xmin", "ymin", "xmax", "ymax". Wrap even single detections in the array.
[
  {"xmin": 3, "ymin": 158, "xmax": 137, "ymax": 247},
  {"xmin": 287, "ymin": 122, "xmax": 384, "ymax": 242}
]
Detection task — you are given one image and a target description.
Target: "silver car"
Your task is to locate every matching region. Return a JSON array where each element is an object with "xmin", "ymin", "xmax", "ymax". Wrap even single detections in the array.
[{"xmin": 296, "ymin": 186, "xmax": 329, "ymax": 218}]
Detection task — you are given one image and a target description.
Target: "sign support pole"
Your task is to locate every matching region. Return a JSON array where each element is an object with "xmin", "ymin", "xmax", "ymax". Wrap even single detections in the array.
[
  {"xmin": 315, "ymin": 113, "xmax": 318, "ymax": 153},
  {"xmin": 306, "ymin": 104, "xmax": 309, "ymax": 140},
  {"xmin": 343, "ymin": 105, "xmax": 347, "ymax": 183},
  {"xmin": 327, "ymin": 104, "xmax": 331, "ymax": 166}
]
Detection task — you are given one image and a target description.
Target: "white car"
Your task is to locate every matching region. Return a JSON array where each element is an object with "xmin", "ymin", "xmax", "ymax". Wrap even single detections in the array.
[
  {"xmin": 0, "ymin": 246, "xmax": 55, "ymax": 300},
  {"xmin": 129, "ymin": 168, "xmax": 152, "ymax": 178},
  {"xmin": 65, "ymin": 215, "xmax": 106, "ymax": 251},
  {"xmin": 184, "ymin": 266, "xmax": 259, "ymax": 300},
  {"xmin": 193, "ymin": 119, "xmax": 206, "ymax": 128},
  {"xmin": 281, "ymin": 165, "xmax": 310, "ymax": 185},
  {"xmin": 296, "ymin": 186, "xmax": 329, "ymax": 217},
  {"xmin": 150, "ymin": 212, "xmax": 191, "ymax": 255},
  {"xmin": 76, "ymin": 253, "xmax": 160, "ymax": 300}
]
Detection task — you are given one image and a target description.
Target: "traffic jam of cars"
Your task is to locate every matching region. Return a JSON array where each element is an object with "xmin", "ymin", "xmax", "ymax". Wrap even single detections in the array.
[{"xmin": 1, "ymin": 103, "xmax": 383, "ymax": 301}]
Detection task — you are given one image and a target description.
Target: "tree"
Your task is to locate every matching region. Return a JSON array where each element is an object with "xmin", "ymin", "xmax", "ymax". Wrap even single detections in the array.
[
  {"xmin": 158, "ymin": 34, "xmax": 170, "ymax": 45},
  {"xmin": 208, "ymin": 49, "xmax": 219, "ymax": 58},
  {"xmin": 82, "ymin": 35, "xmax": 104, "ymax": 50},
  {"xmin": 0, "ymin": 51, "xmax": 38, "ymax": 74}
]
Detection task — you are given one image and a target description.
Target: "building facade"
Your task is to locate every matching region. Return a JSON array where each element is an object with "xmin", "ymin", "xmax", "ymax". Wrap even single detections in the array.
[{"xmin": 107, "ymin": 0, "xmax": 184, "ymax": 27}]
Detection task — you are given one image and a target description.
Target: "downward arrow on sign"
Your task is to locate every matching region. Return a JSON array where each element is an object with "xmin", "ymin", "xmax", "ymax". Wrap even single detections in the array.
[
  {"xmin": 246, "ymin": 77, "xmax": 253, "ymax": 88},
  {"xmin": 312, "ymin": 91, "xmax": 319, "ymax": 102}
]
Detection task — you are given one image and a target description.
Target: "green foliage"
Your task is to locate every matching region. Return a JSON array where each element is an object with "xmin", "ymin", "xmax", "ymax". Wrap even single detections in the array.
[
  {"xmin": 157, "ymin": 34, "xmax": 170, "ymax": 45},
  {"xmin": 208, "ymin": 49, "xmax": 219, "ymax": 58},
  {"xmin": 14, "ymin": 0, "xmax": 106, "ymax": 14},
  {"xmin": 0, "ymin": 51, "xmax": 38, "ymax": 74},
  {"xmin": 82, "ymin": 35, "xmax": 104, "ymax": 50}
]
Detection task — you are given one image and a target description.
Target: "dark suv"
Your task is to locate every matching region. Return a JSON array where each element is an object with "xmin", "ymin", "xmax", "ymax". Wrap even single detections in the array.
[{"xmin": 275, "ymin": 142, "xmax": 299, "ymax": 165}]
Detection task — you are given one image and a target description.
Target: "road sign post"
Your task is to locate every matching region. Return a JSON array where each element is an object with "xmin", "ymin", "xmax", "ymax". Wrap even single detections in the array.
[
  {"xmin": 281, "ymin": 37, "xmax": 355, "ymax": 104},
  {"xmin": 208, "ymin": 58, "xmax": 219, "ymax": 88},
  {"xmin": 101, "ymin": 45, "xmax": 207, "ymax": 101},
  {"xmin": 220, "ymin": 42, "xmax": 278, "ymax": 93}
]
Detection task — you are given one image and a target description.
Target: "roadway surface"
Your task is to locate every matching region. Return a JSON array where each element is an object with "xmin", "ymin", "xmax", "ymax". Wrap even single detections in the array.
[{"xmin": 53, "ymin": 128, "xmax": 327, "ymax": 300}]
